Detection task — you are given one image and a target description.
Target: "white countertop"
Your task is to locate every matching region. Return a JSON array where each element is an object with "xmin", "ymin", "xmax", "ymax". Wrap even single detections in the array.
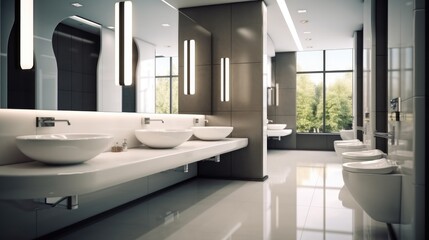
[{"xmin": 0, "ymin": 138, "xmax": 248, "ymax": 199}]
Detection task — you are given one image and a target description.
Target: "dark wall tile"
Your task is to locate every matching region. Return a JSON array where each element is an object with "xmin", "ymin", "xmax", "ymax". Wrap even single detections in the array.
[
  {"xmin": 179, "ymin": 65, "xmax": 212, "ymax": 113},
  {"xmin": 275, "ymin": 52, "xmax": 296, "ymax": 88},
  {"xmin": 71, "ymin": 92, "xmax": 83, "ymax": 110},
  {"xmin": 231, "ymin": 2, "xmax": 263, "ymax": 63},
  {"xmin": 58, "ymin": 90, "xmax": 72, "ymax": 110},
  {"xmin": 181, "ymin": 4, "xmax": 232, "ymax": 63},
  {"xmin": 83, "ymin": 74, "xmax": 96, "ymax": 93},
  {"xmin": 71, "ymin": 72, "xmax": 83, "ymax": 92},
  {"xmin": 231, "ymin": 111, "xmax": 265, "ymax": 179},
  {"xmin": 56, "ymin": 27, "xmax": 72, "ymax": 71},
  {"xmin": 71, "ymin": 33, "xmax": 83, "ymax": 73},
  {"xmin": 276, "ymin": 88, "xmax": 296, "ymax": 116},
  {"xmin": 53, "ymin": 23, "xmax": 99, "ymax": 111},
  {"xmin": 198, "ymin": 153, "xmax": 232, "ymax": 178},
  {"xmin": 231, "ymin": 63, "xmax": 263, "ymax": 111},
  {"xmin": 58, "ymin": 70, "xmax": 71, "ymax": 91}
]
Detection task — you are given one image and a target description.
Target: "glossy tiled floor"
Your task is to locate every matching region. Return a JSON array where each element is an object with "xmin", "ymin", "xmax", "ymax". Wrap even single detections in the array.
[{"xmin": 46, "ymin": 150, "xmax": 391, "ymax": 240}]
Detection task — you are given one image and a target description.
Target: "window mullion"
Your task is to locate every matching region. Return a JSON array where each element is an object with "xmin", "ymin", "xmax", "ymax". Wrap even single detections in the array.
[{"xmin": 323, "ymin": 50, "xmax": 326, "ymax": 133}]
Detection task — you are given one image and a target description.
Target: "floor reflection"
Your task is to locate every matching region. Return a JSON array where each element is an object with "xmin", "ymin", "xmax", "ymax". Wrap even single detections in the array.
[{"xmin": 41, "ymin": 150, "xmax": 390, "ymax": 240}]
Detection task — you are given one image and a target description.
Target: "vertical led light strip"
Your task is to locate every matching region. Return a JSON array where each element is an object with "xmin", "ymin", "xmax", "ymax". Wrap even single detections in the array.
[
  {"xmin": 220, "ymin": 57, "xmax": 230, "ymax": 102},
  {"xmin": 184, "ymin": 39, "xmax": 195, "ymax": 95},
  {"xmin": 20, "ymin": 0, "xmax": 33, "ymax": 69},
  {"xmin": 115, "ymin": 1, "xmax": 133, "ymax": 86},
  {"xmin": 275, "ymin": 83, "xmax": 279, "ymax": 106}
]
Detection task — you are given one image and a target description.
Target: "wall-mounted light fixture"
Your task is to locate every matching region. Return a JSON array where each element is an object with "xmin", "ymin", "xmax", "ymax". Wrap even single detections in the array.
[
  {"xmin": 220, "ymin": 57, "xmax": 230, "ymax": 102},
  {"xmin": 20, "ymin": 0, "xmax": 34, "ymax": 70},
  {"xmin": 184, "ymin": 39, "xmax": 195, "ymax": 95},
  {"xmin": 115, "ymin": 1, "xmax": 133, "ymax": 86}
]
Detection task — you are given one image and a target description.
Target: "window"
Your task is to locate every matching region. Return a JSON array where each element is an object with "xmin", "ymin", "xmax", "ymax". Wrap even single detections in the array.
[
  {"xmin": 155, "ymin": 57, "xmax": 178, "ymax": 114},
  {"xmin": 296, "ymin": 50, "xmax": 353, "ymax": 133}
]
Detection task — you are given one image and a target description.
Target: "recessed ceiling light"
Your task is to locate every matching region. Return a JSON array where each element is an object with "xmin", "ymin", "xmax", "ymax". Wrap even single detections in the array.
[
  {"xmin": 297, "ymin": 9, "xmax": 307, "ymax": 13},
  {"xmin": 108, "ymin": 26, "xmax": 115, "ymax": 29},
  {"xmin": 161, "ymin": 23, "xmax": 171, "ymax": 27},
  {"xmin": 71, "ymin": 2, "xmax": 83, "ymax": 8},
  {"xmin": 300, "ymin": 20, "xmax": 309, "ymax": 24},
  {"xmin": 304, "ymin": 31, "xmax": 311, "ymax": 34}
]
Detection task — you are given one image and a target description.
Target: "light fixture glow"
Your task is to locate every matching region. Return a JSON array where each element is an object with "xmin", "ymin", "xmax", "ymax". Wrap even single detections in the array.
[
  {"xmin": 276, "ymin": 0, "xmax": 303, "ymax": 51},
  {"xmin": 184, "ymin": 39, "xmax": 195, "ymax": 95},
  {"xmin": 297, "ymin": 9, "xmax": 307, "ymax": 13},
  {"xmin": 69, "ymin": 15, "xmax": 101, "ymax": 28},
  {"xmin": 71, "ymin": 2, "xmax": 83, "ymax": 8},
  {"xmin": 220, "ymin": 57, "xmax": 230, "ymax": 102},
  {"xmin": 115, "ymin": 1, "xmax": 133, "ymax": 86},
  {"xmin": 275, "ymin": 83, "xmax": 279, "ymax": 106},
  {"xmin": 20, "ymin": 0, "xmax": 33, "ymax": 70},
  {"xmin": 161, "ymin": 23, "xmax": 171, "ymax": 27}
]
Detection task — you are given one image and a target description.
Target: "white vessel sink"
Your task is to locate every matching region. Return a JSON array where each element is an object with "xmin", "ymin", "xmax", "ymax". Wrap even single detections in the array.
[
  {"xmin": 16, "ymin": 133, "xmax": 113, "ymax": 165},
  {"xmin": 342, "ymin": 158, "xmax": 398, "ymax": 174},
  {"xmin": 267, "ymin": 124, "xmax": 286, "ymax": 130},
  {"xmin": 267, "ymin": 129, "xmax": 292, "ymax": 137},
  {"xmin": 135, "ymin": 129, "xmax": 193, "ymax": 148},
  {"xmin": 192, "ymin": 126, "xmax": 233, "ymax": 140}
]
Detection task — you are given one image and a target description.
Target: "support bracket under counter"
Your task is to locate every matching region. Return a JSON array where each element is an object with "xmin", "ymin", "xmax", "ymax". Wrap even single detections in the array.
[{"xmin": 0, "ymin": 138, "xmax": 248, "ymax": 200}]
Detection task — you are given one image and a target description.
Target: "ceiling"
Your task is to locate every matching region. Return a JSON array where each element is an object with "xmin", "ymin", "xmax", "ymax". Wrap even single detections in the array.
[
  {"xmin": 163, "ymin": 0, "xmax": 363, "ymax": 52},
  {"xmin": 58, "ymin": 0, "xmax": 363, "ymax": 56}
]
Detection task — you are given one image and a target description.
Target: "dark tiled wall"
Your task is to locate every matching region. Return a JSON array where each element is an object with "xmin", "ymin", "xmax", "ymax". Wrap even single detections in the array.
[
  {"xmin": 178, "ymin": 12, "xmax": 212, "ymax": 115},
  {"xmin": 374, "ymin": 0, "xmax": 388, "ymax": 152},
  {"xmin": 7, "ymin": 23, "xmax": 36, "ymax": 109},
  {"xmin": 181, "ymin": 2, "xmax": 267, "ymax": 180},
  {"xmin": 354, "ymin": 30, "xmax": 364, "ymax": 141},
  {"xmin": 268, "ymin": 52, "xmax": 297, "ymax": 149},
  {"xmin": 52, "ymin": 24, "xmax": 99, "ymax": 111}
]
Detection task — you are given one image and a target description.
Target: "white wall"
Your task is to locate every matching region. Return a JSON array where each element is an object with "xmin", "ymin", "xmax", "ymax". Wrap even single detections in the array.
[
  {"xmin": 135, "ymin": 38, "xmax": 156, "ymax": 113},
  {"xmin": 97, "ymin": 28, "xmax": 121, "ymax": 112}
]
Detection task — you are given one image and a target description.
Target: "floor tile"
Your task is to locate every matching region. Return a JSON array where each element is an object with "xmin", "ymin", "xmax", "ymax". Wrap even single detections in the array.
[{"xmin": 44, "ymin": 150, "xmax": 390, "ymax": 240}]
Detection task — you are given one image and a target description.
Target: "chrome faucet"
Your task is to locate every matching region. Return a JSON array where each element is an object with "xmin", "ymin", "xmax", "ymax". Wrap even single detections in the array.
[
  {"xmin": 143, "ymin": 117, "xmax": 164, "ymax": 124},
  {"xmin": 36, "ymin": 117, "xmax": 71, "ymax": 127},
  {"xmin": 193, "ymin": 118, "xmax": 209, "ymax": 125}
]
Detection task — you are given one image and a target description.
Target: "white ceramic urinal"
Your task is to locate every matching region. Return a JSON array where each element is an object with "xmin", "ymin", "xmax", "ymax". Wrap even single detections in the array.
[
  {"xmin": 342, "ymin": 158, "xmax": 402, "ymax": 223},
  {"xmin": 340, "ymin": 129, "xmax": 354, "ymax": 140}
]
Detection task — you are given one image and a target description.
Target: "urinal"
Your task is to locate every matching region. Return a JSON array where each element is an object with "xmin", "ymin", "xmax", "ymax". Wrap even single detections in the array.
[
  {"xmin": 342, "ymin": 158, "xmax": 402, "ymax": 223},
  {"xmin": 340, "ymin": 129, "xmax": 354, "ymax": 140}
]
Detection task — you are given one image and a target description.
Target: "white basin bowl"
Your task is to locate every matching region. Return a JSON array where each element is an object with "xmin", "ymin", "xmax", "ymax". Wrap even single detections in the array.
[
  {"xmin": 192, "ymin": 126, "xmax": 233, "ymax": 140},
  {"xmin": 135, "ymin": 129, "xmax": 193, "ymax": 148},
  {"xmin": 267, "ymin": 124, "xmax": 286, "ymax": 130},
  {"xmin": 267, "ymin": 129, "xmax": 292, "ymax": 137},
  {"xmin": 342, "ymin": 158, "xmax": 398, "ymax": 174},
  {"xmin": 16, "ymin": 133, "xmax": 114, "ymax": 165}
]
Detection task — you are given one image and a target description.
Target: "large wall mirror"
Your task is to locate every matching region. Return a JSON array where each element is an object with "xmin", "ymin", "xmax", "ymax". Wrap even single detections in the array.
[{"xmin": 0, "ymin": 0, "xmax": 212, "ymax": 114}]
